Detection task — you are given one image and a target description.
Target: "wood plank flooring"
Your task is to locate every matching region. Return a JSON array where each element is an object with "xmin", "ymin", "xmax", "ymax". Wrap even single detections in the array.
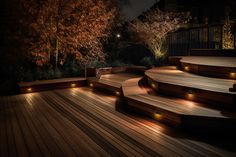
[
  {"xmin": 98, "ymin": 73, "xmax": 141, "ymax": 88},
  {"xmin": 180, "ymin": 57, "xmax": 236, "ymax": 68},
  {"xmin": 145, "ymin": 66, "xmax": 236, "ymax": 94},
  {"xmin": 0, "ymin": 87, "xmax": 236, "ymax": 157},
  {"xmin": 18, "ymin": 77, "xmax": 86, "ymax": 87}
]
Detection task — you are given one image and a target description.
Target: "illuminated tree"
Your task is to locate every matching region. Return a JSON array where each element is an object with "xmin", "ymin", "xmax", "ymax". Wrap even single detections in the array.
[
  {"xmin": 18, "ymin": 0, "xmax": 118, "ymax": 67},
  {"xmin": 130, "ymin": 9, "xmax": 190, "ymax": 58},
  {"xmin": 222, "ymin": 16, "xmax": 234, "ymax": 49}
]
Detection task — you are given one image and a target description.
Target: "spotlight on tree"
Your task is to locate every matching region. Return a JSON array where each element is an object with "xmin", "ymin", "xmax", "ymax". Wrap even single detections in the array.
[{"xmin": 130, "ymin": 9, "xmax": 190, "ymax": 58}]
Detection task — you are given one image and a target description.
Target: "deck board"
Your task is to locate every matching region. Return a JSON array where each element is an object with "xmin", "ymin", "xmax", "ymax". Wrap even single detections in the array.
[
  {"xmin": 146, "ymin": 66, "xmax": 236, "ymax": 94},
  {"xmin": 180, "ymin": 57, "xmax": 236, "ymax": 68},
  {"xmin": 0, "ymin": 88, "xmax": 235, "ymax": 157},
  {"xmin": 122, "ymin": 78, "xmax": 234, "ymax": 118},
  {"xmin": 91, "ymin": 73, "xmax": 141, "ymax": 89},
  {"xmin": 18, "ymin": 77, "xmax": 86, "ymax": 87}
]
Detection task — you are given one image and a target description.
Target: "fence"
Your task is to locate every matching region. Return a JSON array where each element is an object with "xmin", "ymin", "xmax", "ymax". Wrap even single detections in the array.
[{"xmin": 166, "ymin": 24, "xmax": 236, "ymax": 56}]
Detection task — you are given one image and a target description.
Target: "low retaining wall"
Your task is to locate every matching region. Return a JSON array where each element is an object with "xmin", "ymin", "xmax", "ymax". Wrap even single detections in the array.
[{"xmin": 87, "ymin": 66, "xmax": 147, "ymax": 77}]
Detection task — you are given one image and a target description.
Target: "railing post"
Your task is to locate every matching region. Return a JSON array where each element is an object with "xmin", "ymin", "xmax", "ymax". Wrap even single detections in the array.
[
  {"xmin": 221, "ymin": 25, "xmax": 223, "ymax": 49},
  {"xmin": 207, "ymin": 26, "xmax": 210, "ymax": 49}
]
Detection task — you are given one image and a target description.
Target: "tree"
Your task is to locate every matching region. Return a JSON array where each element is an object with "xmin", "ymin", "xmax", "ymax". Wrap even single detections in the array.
[
  {"xmin": 18, "ymin": 0, "xmax": 118, "ymax": 67},
  {"xmin": 222, "ymin": 16, "xmax": 234, "ymax": 49},
  {"xmin": 130, "ymin": 9, "xmax": 190, "ymax": 58}
]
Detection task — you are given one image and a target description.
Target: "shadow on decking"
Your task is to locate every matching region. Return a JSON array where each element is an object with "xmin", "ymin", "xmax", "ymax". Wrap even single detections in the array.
[{"xmin": 113, "ymin": 93, "xmax": 236, "ymax": 153}]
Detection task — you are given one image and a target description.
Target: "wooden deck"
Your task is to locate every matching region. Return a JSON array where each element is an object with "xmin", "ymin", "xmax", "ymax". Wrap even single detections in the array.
[{"xmin": 1, "ymin": 88, "xmax": 236, "ymax": 157}]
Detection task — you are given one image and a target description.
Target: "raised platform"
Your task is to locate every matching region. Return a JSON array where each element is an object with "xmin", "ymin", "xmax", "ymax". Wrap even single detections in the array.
[
  {"xmin": 180, "ymin": 56, "xmax": 236, "ymax": 79},
  {"xmin": 18, "ymin": 77, "xmax": 87, "ymax": 93},
  {"xmin": 87, "ymin": 73, "xmax": 140, "ymax": 95},
  {"xmin": 145, "ymin": 67, "xmax": 236, "ymax": 109},
  {"xmin": 122, "ymin": 78, "xmax": 236, "ymax": 129}
]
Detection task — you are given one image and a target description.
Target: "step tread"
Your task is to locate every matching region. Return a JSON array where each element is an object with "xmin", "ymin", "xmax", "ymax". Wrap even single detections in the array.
[
  {"xmin": 127, "ymin": 94, "xmax": 235, "ymax": 119},
  {"xmin": 180, "ymin": 56, "xmax": 236, "ymax": 68},
  {"xmin": 145, "ymin": 66, "xmax": 236, "ymax": 95},
  {"xmin": 123, "ymin": 78, "xmax": 236, "ymax": 120},
  {"xmin": 89, "ymin": 73, "xmax": 141, "ymax": 88}
]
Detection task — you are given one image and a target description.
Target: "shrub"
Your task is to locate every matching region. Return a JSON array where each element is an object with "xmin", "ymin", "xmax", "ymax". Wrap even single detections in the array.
[
  {"xmin": 140, "ymin": 57, "xmax": 154, "ymax": 67},
  {"xmin": 87, "ymin": 59, "xmax": 107, "ymax": 68},
  {"xmin": 108, "ymin": 60, "xmax": 131, "ymax": 67}
]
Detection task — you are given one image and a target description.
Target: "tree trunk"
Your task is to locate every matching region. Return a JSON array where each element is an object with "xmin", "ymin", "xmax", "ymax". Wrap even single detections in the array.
[
  {"xmin": 84, "ymin": 64, "xmax": 87, "ymax": 78},
  {"xmin": 55, "ymin": 38, "xmax": 59, "ymax": 69}
]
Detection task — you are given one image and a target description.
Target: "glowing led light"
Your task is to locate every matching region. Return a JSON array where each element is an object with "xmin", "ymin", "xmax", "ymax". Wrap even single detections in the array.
[
  {"xmin": 187, "ymin": 93, "xmax": 194, "ymax": 98},
  {"xmin": 154, "ymin": 113, "xmax": 162, "ymax": 120},
  {"xmin": 230, "ymin": 72, "xmax": 236, "ymax": 79},
  {"xmin": 115, "ymin": 91, "xmax": 120, "ymax": 96},
  {"xmin": 71, "ymin": 83, "xmax": 76, "ymax": 87},
  {"xmin": 89, "ymin": 83, "xmax": 94, "ymax": 87},
  {"xmin": 27, "ymin": 88, "xmax": 32, "ymax": 92},
  {"xmin": 151, "ymin": 83, "xmax": 157, "ymax": 89},
  {"xmin": 186, "ymin": 89, "xmax": 194, "ymax": 100},
  {"xmin": 184, "ymin": 66, "xmax": 189, "ymax": 71},
  {"xmin": 185, "ymin": 88, "xmax": 195, "ymax": 100}
]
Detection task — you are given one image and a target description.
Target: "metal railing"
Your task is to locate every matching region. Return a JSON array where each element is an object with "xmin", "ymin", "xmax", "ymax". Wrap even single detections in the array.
[{"xmin": 166, "ymin": 24, "xmax": 236, "ymax": 56}]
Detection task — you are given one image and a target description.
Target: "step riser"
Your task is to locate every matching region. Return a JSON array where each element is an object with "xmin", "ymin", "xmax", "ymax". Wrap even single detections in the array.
[
  {"xmin": 147, "ymin": 78, "xmax": 236, "ymax": 109},
  {"xmin": 181, "ymin": 63, "xmax": 236, "ymax": 80},
  {"xmin": 87, "ymin": 80, "xmax": 122, "ymax": 96},
  {"xmin": 19, "ymin": 80, "xmax": 87, "ymax": 94},
  {"xmin": 126, "ymin": 97, "xmax": 236, "ymax": 130},
  {"xmin": 125, "ymin": 98, "xmax": 182, "ymax": 127}
]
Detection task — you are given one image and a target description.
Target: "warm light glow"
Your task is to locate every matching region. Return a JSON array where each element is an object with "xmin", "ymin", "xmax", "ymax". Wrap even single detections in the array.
[
  {"xmin": 130, "ymin": 10, "xmax": 190, "ymax": 59},
  {"xmin": 89, "ymin": 83, "xmax": 94, "ymax": 87},
  {"xmin": 25, "ymin": 93, "xmax": 37, "ymax": 109},
  {"xmin": 230, "ymin": 72, "xmax": 236, "ymax": 79},
  {"xmin": 222, "ymin": 16, "xmax": 234, "ymax": 49},
  {"xmin": 115, "ymin": 91, "xmax": 120, "ymax": 96},
  {"xmin": 151, "ymin": 83, "xmax": 158, "ymax": 89},
  {"xmin": 116, "ymin": 34, "xmax": 121, "ymax": 38},
  {"xmin": 154, "ymin": 113, "xmax": 162, "ymax": 120},
  {"xmin": 186, "ymin": 89, "xmax": 195, "ymax": 100},
  {"xmin": 71, "ymin": 83, "xmax": 76, "ymax": 87},
  {"xmin": 184, "ymin": 66, "xmax": 189, "ymax": 71},
  {"xmin": 27, "ymin": 88, "xmax": 32, "ymax": 92},
  {"xmin": 70, "ymin": 88, "xmax": 78, "ymax": 95},
  {"xmin": 185, "ymin": 101, "xmax": 195, "ymax": 108},
  {"xmin": 186, "ymin": 93, "xmax": 194, "ymax": 100}
]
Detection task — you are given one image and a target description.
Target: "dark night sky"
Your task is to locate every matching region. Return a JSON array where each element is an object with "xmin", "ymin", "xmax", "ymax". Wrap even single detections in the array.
[{"xmin": 119, "ymin": 0, "xmax": 157, "ymax": 21}]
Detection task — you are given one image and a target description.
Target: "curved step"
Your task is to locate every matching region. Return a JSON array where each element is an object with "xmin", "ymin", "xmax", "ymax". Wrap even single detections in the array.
[
  {"xmin": 145, "ymin": 66, "xmax": 236, "ymax": 109},
  {"xmin": 171, "ymin": 56, "xmax": 236, "ymax": 79},
  {"xmin": 122, "ymin": 77, "xmax": 236, "ymax": 129}
]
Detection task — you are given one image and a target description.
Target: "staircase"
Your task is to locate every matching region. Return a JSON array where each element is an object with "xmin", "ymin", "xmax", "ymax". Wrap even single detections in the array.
[{"xmin": 89, "ymin": 57, "xmax": 236, "ymax": 131}]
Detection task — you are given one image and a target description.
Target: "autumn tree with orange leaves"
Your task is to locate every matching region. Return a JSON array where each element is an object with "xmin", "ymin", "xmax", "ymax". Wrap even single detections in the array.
[{"xmin": 18, "ymin": 0, "xmax": 118, "ymax": 68}]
